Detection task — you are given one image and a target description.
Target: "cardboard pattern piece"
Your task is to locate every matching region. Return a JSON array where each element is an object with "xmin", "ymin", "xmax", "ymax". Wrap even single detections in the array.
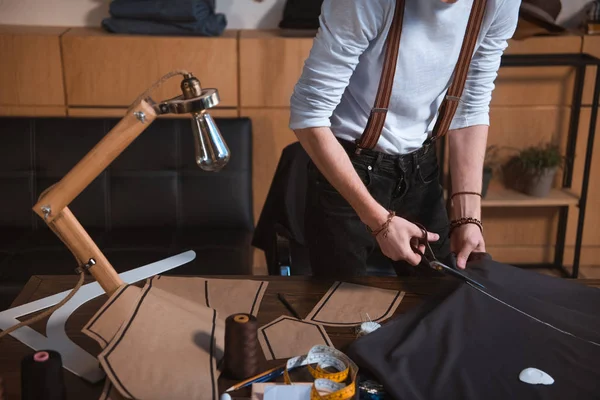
[
  {"xmin": 99, "ymin": 379, "xmax": 126, "ymax": 400},
  {"xmin": 82, "ymin": 285, "xmax": 142, "ymax": 349},
  {"xmin": 251, "ymin": 383, "xmax": 313, "ymax": 400},
  {"xmin": 304, "ymin": 282, "xmax": 405, "ymax": 327},
  {"xmin": 82, "ymin": 277, "xmax": 269, "ymax": 399},
  {"xmin": 150, "ymin": 276, "xmax": 268, "ymax": 317},
  {"xmin": 258, "ymin": 316, "xmax": 334, "ymax": 361},
  {"xmin": 97, "ymin": 280, "xmax": 225, "ymax": 400}
]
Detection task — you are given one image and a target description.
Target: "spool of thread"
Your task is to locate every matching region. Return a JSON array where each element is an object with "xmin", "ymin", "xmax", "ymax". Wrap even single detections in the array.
[
  {"xmin": 21, "ymin": 350, "xmax": 66, "ymax": 400},
  {"xmin": 223, "ymin": 313, "xmax": 260, "ymax": 380}
]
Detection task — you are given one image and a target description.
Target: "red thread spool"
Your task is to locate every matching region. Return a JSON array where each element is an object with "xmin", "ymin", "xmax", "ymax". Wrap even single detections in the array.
[{"xmin": 223, "ymin": 314, "xmax": 260, "ymax": 380}]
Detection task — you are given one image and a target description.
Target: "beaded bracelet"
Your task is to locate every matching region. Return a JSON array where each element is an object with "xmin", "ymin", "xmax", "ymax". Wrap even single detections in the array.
[
  {"xmin": 369, "ymin": 211, "xmax": 396, "ymax": 238},
  {"xmin": 449, "ymin": 217, "xmax": 483, "ymax": 236}
]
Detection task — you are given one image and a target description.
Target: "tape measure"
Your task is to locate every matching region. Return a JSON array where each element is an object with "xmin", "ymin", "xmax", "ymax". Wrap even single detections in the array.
[{"xmin": 283, "ymin": 345, "xmax": 358, "ymax": 400}]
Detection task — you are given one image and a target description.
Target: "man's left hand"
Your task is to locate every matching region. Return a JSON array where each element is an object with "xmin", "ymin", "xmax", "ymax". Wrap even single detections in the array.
[{"xmin": 451, "ymin": 224, "xmax": 486, "ymax": 269}]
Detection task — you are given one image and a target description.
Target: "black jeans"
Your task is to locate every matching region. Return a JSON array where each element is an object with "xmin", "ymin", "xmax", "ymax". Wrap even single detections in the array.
[{"xmin": 305, "ymin": 138, "xmax": 450, "ymax": 277}]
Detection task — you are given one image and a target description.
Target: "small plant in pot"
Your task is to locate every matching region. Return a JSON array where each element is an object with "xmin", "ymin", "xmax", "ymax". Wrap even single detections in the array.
[{"xmin": 507, "ymin": 143, "xmax": 565, "ymax": 198}]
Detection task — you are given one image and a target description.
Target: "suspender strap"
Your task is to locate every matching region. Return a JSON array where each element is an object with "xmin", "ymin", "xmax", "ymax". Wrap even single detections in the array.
[
  {"xmin": 356, "ymin": 0, "xmax": 406, "ymax": 151},
  {"xmin": 431, "ymin": 0, "xmax": 487, "ymax": 140},
  {"xmin": 356, "ymin": 0, "xmax": 487, "ymax": 151}
]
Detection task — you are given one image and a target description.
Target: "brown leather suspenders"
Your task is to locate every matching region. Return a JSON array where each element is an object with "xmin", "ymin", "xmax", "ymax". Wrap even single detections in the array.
[{"xmin": 355, "ymin": 0, "xmax": 488, "ymax": 152}]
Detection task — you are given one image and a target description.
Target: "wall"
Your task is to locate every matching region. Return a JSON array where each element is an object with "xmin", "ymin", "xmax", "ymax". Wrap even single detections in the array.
[{"xmin": 0, "ymin": 0, "xmax": 287, "ymax": 29}]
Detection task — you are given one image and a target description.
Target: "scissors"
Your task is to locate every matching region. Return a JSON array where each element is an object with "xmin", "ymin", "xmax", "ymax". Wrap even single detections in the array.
[{"xmin": 410, "ymin": 223, "xmax": 486, "ymax": 290}]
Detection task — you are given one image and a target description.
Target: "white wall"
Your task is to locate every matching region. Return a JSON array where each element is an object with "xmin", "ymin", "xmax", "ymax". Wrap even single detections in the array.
[{"xmin": 0, "ymin": 0, "xmax": 287, "ymax": 29}]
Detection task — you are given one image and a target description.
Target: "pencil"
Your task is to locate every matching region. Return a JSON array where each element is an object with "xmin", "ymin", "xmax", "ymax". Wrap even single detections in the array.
[
  {"xmin": 277, "ymin": 293, "xmax": 301, "ymax": 319},
  {"xmin": 224, "ymin": 365, "xmax": 285, "ymax": 392}
]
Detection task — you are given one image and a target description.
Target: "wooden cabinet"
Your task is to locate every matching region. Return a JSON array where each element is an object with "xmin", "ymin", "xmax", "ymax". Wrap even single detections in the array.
[
  {"xmin": 492, "ymin": 37, "xmax": 581, "ymax": 106},
  {"xmin": 0, "ymin": 24, "xmax": 598, "ymax": 269},
  {"xmin": 0, "ymin": 25, "xmax": 67, "ymax": 115},
  {"xmin": 583, "ymin": 36, "xmax": 600, "ymax": 106},
  {"xmin": 61, "ymin": 28, "xmax": 239, "ymax": 108},
  {"xmin": 240, "ymin": 30, "xmax": 313, "ymax": 108}
]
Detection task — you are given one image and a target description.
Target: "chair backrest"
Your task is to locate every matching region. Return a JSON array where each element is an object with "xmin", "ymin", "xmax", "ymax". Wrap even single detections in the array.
[{"xmin": 0, "ymin": 116, "xmax": 253, "ymax": 232}]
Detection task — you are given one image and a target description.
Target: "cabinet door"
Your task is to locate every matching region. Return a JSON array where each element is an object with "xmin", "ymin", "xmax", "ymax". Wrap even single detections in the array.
[
  {"xmin": 492, "ymin": 37, "xmax": 582, "ymax": 107},
  {"xmin": 62, "ymin": 28, "xmax": 238, "ymax": 107},
  {"xmin": 0, "ymin": 26, "xmax": 66, "ymax": 109},
  {"xmin": 240, "ymin": 30, "xmax": 313, "ymax": 107}
]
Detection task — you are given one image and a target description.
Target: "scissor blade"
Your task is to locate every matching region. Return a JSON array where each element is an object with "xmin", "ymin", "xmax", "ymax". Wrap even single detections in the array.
[{"xmin": 430, "ymin": 261, "xmax": 486, "ymax": 290}]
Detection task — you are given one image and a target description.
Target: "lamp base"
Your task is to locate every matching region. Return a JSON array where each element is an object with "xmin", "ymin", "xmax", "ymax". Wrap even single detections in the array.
[{"xmin": 0, "ymin": 251, "xmax": 196, "ymax": 383}]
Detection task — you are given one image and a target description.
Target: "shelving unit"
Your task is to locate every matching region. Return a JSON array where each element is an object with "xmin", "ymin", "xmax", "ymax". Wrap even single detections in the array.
[
  {"xmin": 441, "ymin": 53, "xmax": 600, "ymax": 278},
  {"xmin": 446, "ymin": 187, "xmax": 580, "ymax": 208}
]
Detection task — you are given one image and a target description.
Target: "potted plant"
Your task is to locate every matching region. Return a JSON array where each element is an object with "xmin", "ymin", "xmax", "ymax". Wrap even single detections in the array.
[{"xmin": 508, "ymin": 143, "xmax": 565, "ymax": 198}]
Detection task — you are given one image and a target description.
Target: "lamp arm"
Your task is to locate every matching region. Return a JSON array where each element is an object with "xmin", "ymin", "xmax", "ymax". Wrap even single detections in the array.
[
  {"xmin": 33, "ymin": 100, "xmax": 157, "ymax": 223},
  {"xmin": 29, "ymin": 70, "xmax": 224, "ymax": 296},
  {"xmin": 31, "ymin": 100, "xmax": 158, "ymax": 294}
]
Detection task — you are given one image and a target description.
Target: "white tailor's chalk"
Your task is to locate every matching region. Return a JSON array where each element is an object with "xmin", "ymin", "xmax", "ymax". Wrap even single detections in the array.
[
  {"xmin": 220, "ymin": 393, "xmax": 232, "ymax": 400},
  {"xmin": 519, "ymin": 368, "xmax": 554, "ymax": 385}
]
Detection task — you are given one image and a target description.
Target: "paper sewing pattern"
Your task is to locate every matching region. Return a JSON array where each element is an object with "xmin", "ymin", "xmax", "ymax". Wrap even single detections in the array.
[
  {"xmin": 258, "ymin": 316, "xmax": 334, "ymax": 361},
  {"xmin": 97, "ymin": 279, "xmax": 225, "ymax": 400},
  {"xmin": 305, "ymin": 282, "xmax": 405, "ymax": 327},
  {"xmin": 251, "ymin": 383, "xmax": 313, "ymax": 400},
  {"xmin": 82, "ymin": 285, "xmax": 142, "ymax": 348},
  {"xmin": 151, "ymin": 276, "xmax": 268, "ymax": 317},
  {"xmin": 99, "ymin": 379, "xmax": 126, "ymax": 400}
]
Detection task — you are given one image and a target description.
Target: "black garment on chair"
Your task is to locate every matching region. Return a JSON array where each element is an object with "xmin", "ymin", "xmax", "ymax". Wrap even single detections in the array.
[
  {"xmin": 252, "ymin": 142, "xmax": 311, "ymax": 275},
  {"xmin": 346, "ymin": 255, "xmax": 600, "ymax": 400}
]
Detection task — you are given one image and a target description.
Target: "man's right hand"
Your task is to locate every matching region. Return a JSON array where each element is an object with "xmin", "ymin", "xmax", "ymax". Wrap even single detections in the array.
[{"xmin": 371, "ymin": 213, "xmax": 440, "ymax": 266}]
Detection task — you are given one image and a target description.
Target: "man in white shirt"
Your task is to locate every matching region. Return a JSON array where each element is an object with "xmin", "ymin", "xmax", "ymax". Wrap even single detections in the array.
[{"xmin": 290, "ymin": 0, "xmax": 521, "ymax": 276}]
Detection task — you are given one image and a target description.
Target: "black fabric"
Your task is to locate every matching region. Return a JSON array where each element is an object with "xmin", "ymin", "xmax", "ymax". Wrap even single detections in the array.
[
  {"xmin": 346, "ymin": 256, "xmax": 600, "ymax": 400},
  {"xmin": 279, "ymin": 0, "xmax": 324, "ymax": 30},
  {"xmin": 306, "ymin": 139, "xmax": 450, "ymax": 278},
  {"xmin": 252, "ymin": 142, "xmax": 310, "ymax": 275},
  {"xmin": 102, "ymin": 0, "xmax": 226, "ymax": 37},
  {"xmin": 0, "ymin": 116, "xmax": 254, "ymax": 308},
  {"xmin": 108, "ymin": 0, "xmax": 216, "ymax": 22}
]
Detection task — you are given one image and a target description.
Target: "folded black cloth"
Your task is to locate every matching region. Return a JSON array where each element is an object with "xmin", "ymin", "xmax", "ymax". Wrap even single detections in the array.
[
  {"xmin": 108, "ymin": 0, "xmax": 215, "ymax": 22},
  {"xmin": 102, "ymin": 0, "xmax": 226, "ymax": 37},
  {"xmin": 102, "ymin": 15, "xmax": 226, "ymax": 36},
  {"xmin": 346, "ymin": 255, "xmax": 600, "ymax": 400}
]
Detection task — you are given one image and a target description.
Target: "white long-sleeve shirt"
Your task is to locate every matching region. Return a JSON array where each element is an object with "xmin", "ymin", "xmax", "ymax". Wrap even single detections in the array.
[{"xmin": 289, "ymin": 0, "xmax": 521, "ymax": 155}]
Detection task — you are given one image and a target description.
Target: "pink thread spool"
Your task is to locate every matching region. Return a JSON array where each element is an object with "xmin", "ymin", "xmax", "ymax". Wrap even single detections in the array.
[
  {"xmin": 33, "ymin": 351, "xmax": 50, "ymax": 363},
  {"xmin": 21, "ymin": 350, "xmax": 66, "ymax": 400}
]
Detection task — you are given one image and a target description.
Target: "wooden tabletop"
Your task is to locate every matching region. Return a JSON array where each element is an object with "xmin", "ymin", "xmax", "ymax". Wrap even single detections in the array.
[{"xmin": 1, "ymin": 275, "xmax": 599, "ymax": 400}]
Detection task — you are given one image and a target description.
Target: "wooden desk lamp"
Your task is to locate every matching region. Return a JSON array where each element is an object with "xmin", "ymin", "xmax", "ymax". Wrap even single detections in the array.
[{"xmin": 32, "ymin": 71, "xmax": 230, "ymax": 295}]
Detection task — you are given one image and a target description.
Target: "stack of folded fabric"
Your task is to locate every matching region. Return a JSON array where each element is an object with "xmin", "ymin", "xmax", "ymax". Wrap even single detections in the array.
[{"xmin": 102, "ymin": 0, "xmax": 227, "ymax": 37}]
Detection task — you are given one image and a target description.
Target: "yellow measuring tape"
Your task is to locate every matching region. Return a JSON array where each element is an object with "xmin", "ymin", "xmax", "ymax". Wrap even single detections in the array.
[{"xmin": 283, "ymin": 345, "xmax": 358, "ymax": 400}]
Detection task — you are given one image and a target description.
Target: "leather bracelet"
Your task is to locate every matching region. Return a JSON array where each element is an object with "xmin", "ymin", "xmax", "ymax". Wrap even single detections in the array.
[
  {"xmin": 369, "ymin": 211, "xmax": 396, "ymax": 238},
  {"xmin": 449, "ymin": 217, "xmax": 483, "ymax": 236},
  {"xmin": 450, "ymin": 191, "xmax": 482, "ymax": 202}
]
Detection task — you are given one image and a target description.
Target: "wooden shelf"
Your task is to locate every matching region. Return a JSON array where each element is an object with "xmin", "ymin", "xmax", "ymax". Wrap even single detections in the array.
[{"xmin": 481, "ymin": 188, "xmax": 579, "ymax": 208}]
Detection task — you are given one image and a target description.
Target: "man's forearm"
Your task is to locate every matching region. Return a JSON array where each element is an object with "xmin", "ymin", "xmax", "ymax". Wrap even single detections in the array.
[
  {"xmin": 448, "ymin": 125, "xmax": 489, "ymax": 220},
  {"xmin": 294, "ymin": 127, "xmax": 388, "ymax": 229}
]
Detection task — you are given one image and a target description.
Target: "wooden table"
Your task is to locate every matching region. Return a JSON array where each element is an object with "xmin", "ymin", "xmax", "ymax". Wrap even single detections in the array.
[{"xmin": 1, "ymin": 275, "xmax": 599, "ymax": 399}]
